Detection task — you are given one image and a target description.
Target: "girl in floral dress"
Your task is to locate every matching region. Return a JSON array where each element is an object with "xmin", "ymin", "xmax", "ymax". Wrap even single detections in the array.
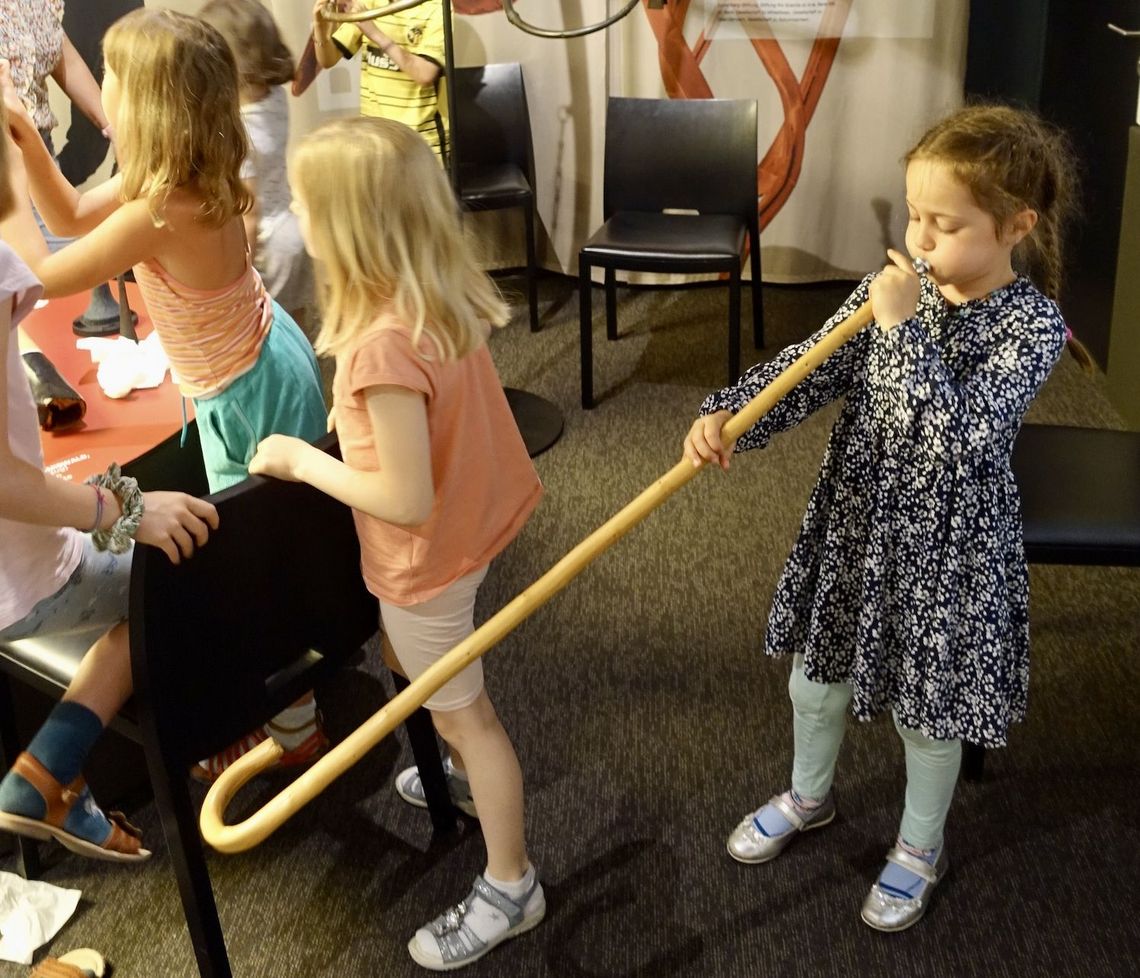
[{"xmin": 683, "ymin": 104, "xmax": 1086, "ymax": 932}]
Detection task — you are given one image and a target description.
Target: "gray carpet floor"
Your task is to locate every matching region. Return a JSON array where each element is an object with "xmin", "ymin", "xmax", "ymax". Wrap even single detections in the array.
[{"xmin": 3, "ymin": 276, "xmax": 1138, "ymax": 978}]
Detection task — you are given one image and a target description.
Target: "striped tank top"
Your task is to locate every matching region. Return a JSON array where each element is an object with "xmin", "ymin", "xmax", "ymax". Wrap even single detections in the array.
[{"xmin": 133, "ymin": 257, "xmax": 273, "ymax": 400}]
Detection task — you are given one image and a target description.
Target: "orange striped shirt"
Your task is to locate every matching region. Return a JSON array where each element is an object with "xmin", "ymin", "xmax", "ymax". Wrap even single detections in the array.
[{"xmin": 132, "ymin": 258, "xmax": 273, "ymax": 399}]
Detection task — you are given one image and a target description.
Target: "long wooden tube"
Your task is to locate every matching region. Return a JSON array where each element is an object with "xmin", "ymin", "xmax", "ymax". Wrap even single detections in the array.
[{"xmin": 200, "ymin": 299, "xmax": 876, "ymax": 853}]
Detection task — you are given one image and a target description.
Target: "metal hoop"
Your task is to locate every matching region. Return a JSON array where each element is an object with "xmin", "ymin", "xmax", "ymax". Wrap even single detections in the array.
[
  {"xmin": 319, "ymin": 0, "xmax": 432, "ymax": 25},
  {"xmin": 501, "ymin": 0, "xmax": 642, "ymax": 39}
]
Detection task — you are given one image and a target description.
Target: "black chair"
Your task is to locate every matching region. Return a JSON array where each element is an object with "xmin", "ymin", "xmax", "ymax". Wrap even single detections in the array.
[
  {"xmin": 452, "ymin": 63, "xmax": 540, "ymax": 332},
  {"xmin": 960, "ymin": 423, "xmax": 1140, "ymax": 781},
  {"xmin": 0, "ymin": 431, "xmax": 454, "ymax": 978},
  {"xmin": 578, "ymin": 96, "xmax": 763, "ymax": 408}
]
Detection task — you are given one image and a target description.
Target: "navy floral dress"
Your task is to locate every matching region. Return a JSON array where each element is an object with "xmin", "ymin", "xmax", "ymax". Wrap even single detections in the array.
[{"xmin": 701, "ymin": 274, "xmax": 1066, "ymax": 747}]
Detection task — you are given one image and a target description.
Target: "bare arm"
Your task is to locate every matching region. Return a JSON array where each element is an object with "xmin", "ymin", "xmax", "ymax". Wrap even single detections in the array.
[
  {"xmin": 2, "ymin": 63, "xmax": 120, "ymax": 235},
  {"xmin": 0, "ymin": 160, "xmax": 164, "ymax": 298},
  {"xmin": 50, "ymin": 36, "xmax": 110, "ymax": 132},
  {"xmin": 312, "ymin": 0, "xmax": 348, "ymax": 70},
  {"xmin": 250, "ymin": 385, "xmax": 435, "ymax": 527},
  {"xmin": 0, "ymin": 297, "xmax": 219, "ymax": 561},
  {"xmin": 356, "ymin": 19, "xmax": 441, "ymax": 86},
  {"xmin": 0, "ymin": 294, "xmax": 112, "ymax": 530}
]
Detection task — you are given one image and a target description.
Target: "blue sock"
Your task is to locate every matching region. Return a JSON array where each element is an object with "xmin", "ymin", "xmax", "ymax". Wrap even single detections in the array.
[
  {"xmin": 878, "ymin": 842, "xmax": 939, "ymax": 900},
  {"xmin": 26, "ymin": 701, "xmax": 104, "ymax": 784},
  {"xmin": 754, "ymin": 790, "xmax": 820, "ymax": 837},
  {"xmin": 0, "ymin": 702, "xmax": 111, "ymax": 844}
]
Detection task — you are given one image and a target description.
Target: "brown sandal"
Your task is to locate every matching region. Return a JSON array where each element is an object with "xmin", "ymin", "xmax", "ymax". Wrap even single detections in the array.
[
  {"xmin": 30, "ymin": 948, "xmax": 107, "ymax": 978},
  {"xmin": 0, "ymin": 753, "xmax": 150, "ymax": 864}
]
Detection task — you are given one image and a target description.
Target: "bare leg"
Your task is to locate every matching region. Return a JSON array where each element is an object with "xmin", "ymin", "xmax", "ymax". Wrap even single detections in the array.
[
  {"xmin": 382, "ymin": 631, "xmax": 467, "ymax": 773},
  {"xmin": 431, "ymin": 690, "xmax": 527, "ymax": 881},
  {"xmin": 63, "ymin": 621, "xmax": 132, "ymax": 726}
]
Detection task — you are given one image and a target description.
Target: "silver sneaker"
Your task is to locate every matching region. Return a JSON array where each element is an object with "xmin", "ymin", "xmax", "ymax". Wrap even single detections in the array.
[
  {"xmin": 395, "ymin": 762, "xmax": 478, "ymax": 818},
  {"xmin": 860, "ymin": 844, "xmax": 949, "ymax": 932},
  {"xmin": 408, "ymin": 873, "xmax": 546, "ymax": 971},
  {"xmin": 726, "ymin": 791, "xmax": 836, "ymax": 864}
]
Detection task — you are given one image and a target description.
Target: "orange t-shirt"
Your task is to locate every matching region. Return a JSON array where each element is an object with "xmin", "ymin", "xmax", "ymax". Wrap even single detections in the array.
[{"xmin": 334, "ymin": 318, "xmax": 542, "ymax": 606}]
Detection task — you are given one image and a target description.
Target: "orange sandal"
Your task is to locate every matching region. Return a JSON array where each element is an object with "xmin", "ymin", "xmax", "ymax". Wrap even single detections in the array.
[
  {"xmin": 189, "ymin": 715, "xmax": 329, "ymax": 784},
  {"xmin": 30, "ymin": 948, "xmax": 107, "ymax": 978},
  {"xmin": 0, "ymin": 753, "xmax": 150, "ymax": 864}
]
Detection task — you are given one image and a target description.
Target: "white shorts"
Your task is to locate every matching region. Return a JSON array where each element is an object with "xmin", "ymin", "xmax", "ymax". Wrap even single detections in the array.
[{"xmin": 379, "ymin": 565, "xmax": 489, "ymax": 712}]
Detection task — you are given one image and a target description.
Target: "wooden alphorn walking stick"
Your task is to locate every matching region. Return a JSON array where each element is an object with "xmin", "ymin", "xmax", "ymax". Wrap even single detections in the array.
[{"xmin": 202, "ymin": 285, "xmax": 897, "ymax": 853}]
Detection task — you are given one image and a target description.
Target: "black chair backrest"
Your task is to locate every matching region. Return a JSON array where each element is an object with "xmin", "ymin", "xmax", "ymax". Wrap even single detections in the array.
[
  {"xmin": 452, "ymin": 63, "xmax": 534, "ymax": 177},
  {"xmin": 129, "ymin": 435, "xmax": 379, "ymax": 767},
  {"xmin": 602, "ymin": 96, "xmax": 758, "ymax": 220}
]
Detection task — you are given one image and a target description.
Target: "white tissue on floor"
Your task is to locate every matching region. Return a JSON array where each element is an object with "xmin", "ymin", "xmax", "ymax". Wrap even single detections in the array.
[
  {"xmin": 77, "ymin": 332, "xmax": 170, "ymax": 399},
  {"xmin": 0, "ymin": 871, "xmax": 81, "ymax": 965}
]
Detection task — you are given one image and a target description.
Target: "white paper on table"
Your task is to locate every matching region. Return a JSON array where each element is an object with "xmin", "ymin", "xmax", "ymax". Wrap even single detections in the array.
[
  {"xmin": 76, "ymin": 332, "xmax": 170, "ymax": 399},
  {"xmin": 0, "ymin": 871, "xmax": 82, "ymax": 965}
]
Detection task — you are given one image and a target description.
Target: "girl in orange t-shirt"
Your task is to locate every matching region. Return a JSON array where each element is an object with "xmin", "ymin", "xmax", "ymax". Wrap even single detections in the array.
[{"xmin": 250, "ymin": 116, "xmax": 544, "ymax": 971}]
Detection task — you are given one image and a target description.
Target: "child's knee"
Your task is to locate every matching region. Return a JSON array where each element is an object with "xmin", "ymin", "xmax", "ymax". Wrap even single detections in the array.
[
  {"xmin": 892, "ymin": 712, "xmax": 961, "ymax": 764},
  {"xmin": 788, "ymin": 653, "xmax": 851, "ymax": 720},
  {"xmin": 431, "ymin": 692, "xmax": 498, "ymax": 747}
]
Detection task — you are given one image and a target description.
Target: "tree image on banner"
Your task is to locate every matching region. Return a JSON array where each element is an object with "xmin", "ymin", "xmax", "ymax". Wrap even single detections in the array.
[{"xmin": 641, "ymin": 0, "xmax": 851, "ymax": 231}]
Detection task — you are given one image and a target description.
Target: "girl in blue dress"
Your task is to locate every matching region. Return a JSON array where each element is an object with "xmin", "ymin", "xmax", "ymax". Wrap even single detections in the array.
[{"xmin": 683, "ymin": 104, "xmax": 1087, "ymax": 932}]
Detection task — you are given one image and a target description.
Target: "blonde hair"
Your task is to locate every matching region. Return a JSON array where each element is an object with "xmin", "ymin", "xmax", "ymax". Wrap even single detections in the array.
[
  {"xmin": 907, "ymin": 103, "xmax": 1094, "ymax": 370},
  {"xmin": 290, "ymin": 116, "xmax": 508, "ymax": 360},
  {"xmin": 198, "ymin": 0, "xmax": 295, "ymax": 93},
  {"xmin": 103, "ymin": 8, "xmax": 251, "ymax": 228},
  {"xmin": 0, "ymin": 102, "xmax": 13, "ymax": 221}
]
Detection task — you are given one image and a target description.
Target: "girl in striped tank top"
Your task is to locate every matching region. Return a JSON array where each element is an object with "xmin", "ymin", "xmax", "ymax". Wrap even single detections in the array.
[
  {"xmin": 1, "ymin": 8, "xmax": 329, "ymax": 778},
  {"xmin": 1, "ymin": 7, "xmax": 326, "ymax": 492}
]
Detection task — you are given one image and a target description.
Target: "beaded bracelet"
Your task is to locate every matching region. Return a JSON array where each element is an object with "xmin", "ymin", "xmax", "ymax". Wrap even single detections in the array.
[{"xmin": 85, "ymin": 463, "xmax": 144, "ymax": 554}]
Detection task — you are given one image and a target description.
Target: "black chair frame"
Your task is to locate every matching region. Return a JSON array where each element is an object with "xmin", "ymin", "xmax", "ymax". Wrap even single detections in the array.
[
  {"xmin": 452, "ymin": 62, "xmax": 541, "ymax": 332},
  {"xmin": 0, "ymin": 430, "xmax": 455, "ymax": 978},
  {"xmin": 578, "ymin": 96, "xmax": 763, "ymax": 408},
  {"xmin": 961, "ymin": 423, "xmax": 1140, "ymax": 781}
]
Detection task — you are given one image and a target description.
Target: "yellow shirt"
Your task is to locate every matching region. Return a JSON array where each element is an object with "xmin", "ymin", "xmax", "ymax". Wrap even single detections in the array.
[{"xmin": 333, "ymin": 0, "xmax": 447, "ymax": 157}]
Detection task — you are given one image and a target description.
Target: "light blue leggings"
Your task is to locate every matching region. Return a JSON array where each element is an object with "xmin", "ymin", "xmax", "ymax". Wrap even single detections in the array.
[{"xmin": 788, "ymin": 654, "xmax": 961, "ymax": 850}]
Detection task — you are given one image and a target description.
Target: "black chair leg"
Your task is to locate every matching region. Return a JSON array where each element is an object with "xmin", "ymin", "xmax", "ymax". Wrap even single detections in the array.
[
  {"xmin": 392, "ymin": 673, "xmax": 456, "ymax": 834},
  {"xmin": 0, "ymin": 672, "xmax": 41, "ymax": 879},
  {"xmin": 524, "ymin": 199, "xmax": 539, "ymax": 333},
  {"xmin": 728, "ymin": 270, "xmax": 741, "ymax": 382},
  {"xmin": 579, "ymin": 255, "xmax": 594, "ymax": 409},
  {"xmin": 604, "ymin": 268, "xmax": 618, "ymax": 341},
  {"xmin": 749, "ymin": 219, "xmax": 764, "ymax": 348},
  {"xmin": 144, "ymin": 751, "xmax": 233, "ymax": 978},
  {"xmin": 962, "ymin": 742, "xmax": 986, "ymax": 782}
]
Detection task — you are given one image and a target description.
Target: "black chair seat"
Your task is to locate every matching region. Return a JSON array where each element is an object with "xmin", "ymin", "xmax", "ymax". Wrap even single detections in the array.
[
  {"xmin": 581, "ymin": 212, "xmax": 747, "ymax": 267},
  {"xmin": 459, "ymin": 162, "xmax": 531, "ymax": 207},
  {"xmin": 1, "ymin": 628, "xmax": 104, "ymax": 697},
  {"xmin": 578, "ymin": 96, "xmax": 762, "ymax": 408},
  {"xmin": 1013, "ymin": 423, "xmax": 1140, "ymax": 565}
]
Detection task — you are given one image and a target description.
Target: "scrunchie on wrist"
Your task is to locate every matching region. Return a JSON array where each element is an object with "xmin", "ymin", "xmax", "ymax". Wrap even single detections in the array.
[{"xmin": 85, "ymin": 463, "xmax": 144, "ymax": 554}]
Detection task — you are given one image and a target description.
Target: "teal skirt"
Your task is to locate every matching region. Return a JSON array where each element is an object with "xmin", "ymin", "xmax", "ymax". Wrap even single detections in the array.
[{"xmin": 194, "ymin": 303, "xmax": 326, "ymax": 493}]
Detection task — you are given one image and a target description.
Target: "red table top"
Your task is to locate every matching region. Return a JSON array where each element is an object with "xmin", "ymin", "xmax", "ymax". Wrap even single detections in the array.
[{"xmin": 22, "ymin": 283, "xmax": 192, "ymax": 482}]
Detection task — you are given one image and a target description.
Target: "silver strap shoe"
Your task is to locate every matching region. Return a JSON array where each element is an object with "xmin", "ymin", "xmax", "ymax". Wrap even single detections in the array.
[
  {"xmin": 726, "ymin": 791, "xmax": 836, "ymax": 864},
  {"xmin": 860, "ymin": 845, "xmax": 949, "ymax": 932},
  {"xmin": 408, "ymin": 873, "xmax": 546, "ymax": 970}
]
